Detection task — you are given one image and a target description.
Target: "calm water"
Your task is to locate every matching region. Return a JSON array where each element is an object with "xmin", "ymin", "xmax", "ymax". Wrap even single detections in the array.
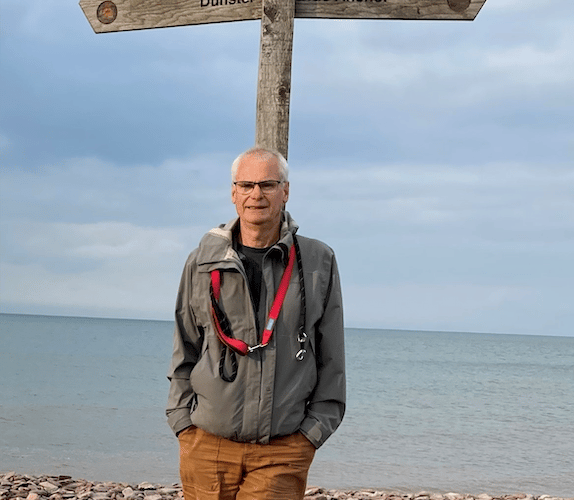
[{"xmin": 1, "ymin": 313, "xmax": 572, "ymax": 495}]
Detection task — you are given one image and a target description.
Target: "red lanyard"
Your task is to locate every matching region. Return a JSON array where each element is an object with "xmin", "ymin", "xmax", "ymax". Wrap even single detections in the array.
[{"xmin": 210, "ymin": 244, "xmax": 296, "ymax": 356}]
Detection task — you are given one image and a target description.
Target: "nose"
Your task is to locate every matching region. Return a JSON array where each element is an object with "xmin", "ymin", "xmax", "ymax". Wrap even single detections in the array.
[{"xmin": 250, "ymin": 184, "xmax": 264, "ymax": 198}]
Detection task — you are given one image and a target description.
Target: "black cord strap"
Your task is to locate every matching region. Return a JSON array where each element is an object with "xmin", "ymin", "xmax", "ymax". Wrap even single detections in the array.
[{"xmin": 293, "ymin": 236, "xmax": 307, "ymax": 361}]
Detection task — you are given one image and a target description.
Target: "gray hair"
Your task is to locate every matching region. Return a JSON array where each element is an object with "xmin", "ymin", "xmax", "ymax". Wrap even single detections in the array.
[{"xmin": 231, "ymin": 147, "xmax": 289, "ymax": 183}]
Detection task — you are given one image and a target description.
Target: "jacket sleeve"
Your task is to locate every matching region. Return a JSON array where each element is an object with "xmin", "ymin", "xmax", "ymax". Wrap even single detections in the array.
[
  {"xmin": 300, "ymin": 253, "xmax": 346, "ymax": 448},
  {"xmin": 166, "ymin": 255, "xmax": 203, "ymax": 436}
]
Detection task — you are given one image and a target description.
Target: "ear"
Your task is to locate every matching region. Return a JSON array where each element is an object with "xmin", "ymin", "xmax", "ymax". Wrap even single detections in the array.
[
  {"xmin": 231, "ymin": 184, "xmax": 237, "ymax": 204},
  {"xmin": 282, "ymin": 181, "xmax": 289, "ymax": 204}
]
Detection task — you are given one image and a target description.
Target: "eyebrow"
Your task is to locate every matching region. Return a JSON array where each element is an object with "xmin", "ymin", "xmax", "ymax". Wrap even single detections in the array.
[{"xmin": 235, "ymin": 180, "xmax": 281, "ymax": 184}]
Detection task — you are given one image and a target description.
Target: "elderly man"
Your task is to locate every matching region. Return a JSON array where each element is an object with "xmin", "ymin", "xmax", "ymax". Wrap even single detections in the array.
[{"xmin": 166, "ymin": 147, "xmax": 345, "ymax": 500}]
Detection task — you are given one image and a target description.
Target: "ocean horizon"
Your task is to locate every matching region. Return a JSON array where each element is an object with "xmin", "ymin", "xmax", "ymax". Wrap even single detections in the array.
[{"xmin": 1, "ymin": 313, "xmax": 573, "ymax": 496}]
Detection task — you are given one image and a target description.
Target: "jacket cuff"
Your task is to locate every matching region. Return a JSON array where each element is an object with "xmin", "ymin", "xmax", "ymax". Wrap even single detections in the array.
[
  {"xmin": 299, "ymin": 417, "xmax": 324, "ymax": 449},
  {"xmin": 167, "ymin": 408, "xmax": 193, "ymax": 437}
]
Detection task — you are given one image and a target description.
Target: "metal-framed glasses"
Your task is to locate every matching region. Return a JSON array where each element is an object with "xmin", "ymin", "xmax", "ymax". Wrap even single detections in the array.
[{"xmin": 234, "ymin": 180, "xmax": 284, "ymax": 194}]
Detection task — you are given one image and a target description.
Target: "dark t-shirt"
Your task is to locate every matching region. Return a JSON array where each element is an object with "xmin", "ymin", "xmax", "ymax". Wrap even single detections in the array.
[{"xmin": 235, "ymin": 243, "xmax": 271, "ymax": 328}]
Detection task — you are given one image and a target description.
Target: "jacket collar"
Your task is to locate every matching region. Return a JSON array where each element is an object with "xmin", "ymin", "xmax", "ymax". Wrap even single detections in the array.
[{"xmin": 196, "ymin": 211, "xmax": 298, "ymax": 267}]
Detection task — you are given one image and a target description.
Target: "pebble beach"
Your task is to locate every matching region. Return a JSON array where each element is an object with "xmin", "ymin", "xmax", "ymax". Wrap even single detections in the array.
[{"xmin": 1, "ymin": 473, "xmax": 571, "ymax": 500}]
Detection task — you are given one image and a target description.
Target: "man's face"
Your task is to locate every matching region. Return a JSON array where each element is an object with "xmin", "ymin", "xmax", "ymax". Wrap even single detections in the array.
[{"xmin": 231, "ymin": 153, "xmax": 289, "ymax": 229}]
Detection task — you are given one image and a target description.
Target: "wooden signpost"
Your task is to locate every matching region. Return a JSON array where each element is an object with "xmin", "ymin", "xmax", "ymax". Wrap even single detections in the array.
[{"xmin": 80, "ymin": 0, "xmax": 488, "ymax": 158}]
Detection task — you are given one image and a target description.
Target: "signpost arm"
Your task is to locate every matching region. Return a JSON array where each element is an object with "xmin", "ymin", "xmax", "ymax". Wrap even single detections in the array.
[{"xmin": 255, "ymin": 0, "xmax": 295, "ymax": 160}]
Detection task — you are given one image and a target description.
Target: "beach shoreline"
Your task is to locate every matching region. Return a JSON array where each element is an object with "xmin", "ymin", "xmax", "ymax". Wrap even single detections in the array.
[{"xmin": 1, "ymin": 472, "xmax": 571, "ymax": 500}]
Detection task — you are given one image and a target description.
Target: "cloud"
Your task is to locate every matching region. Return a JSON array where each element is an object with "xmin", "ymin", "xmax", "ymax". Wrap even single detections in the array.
[
  {"xmin": 289, "ymin": 160, "xmax": 574, "ymax": 241},
  {"xmin": 1, "ymin": 0, "xmax": 573, "ymax": 336},
  {"xmin": 2, "ymin": 145, "xmax": 573, "ymax": 333},
  {"xmin": 342, "ymin": 280, "xmax": 574, "ymax": 336},
  {"xmin": 296, "ymin": 17, "xmax": 573, "ymax": 106},
  {"xmin": 0, "ymin": 154, "xmax": 233, "ymax": 226},
  {"xmin": 0, "ymin": 153, "xmax": 236, "ymax": 317},
  {"xmin": 0, "ymin": 221, "xmax": 205, "ymax": 320},
  {"xmin": 342, "ymin": 282, "xmax": 535, "ymax": 331},
  {"xmin": 487, "ymin": 0, "xmax": 548, "ymax": 13},
  {"xmin": 0, "ymin": 2, "xmax": 261, "ymax": 168},
  {"xmin": 287, "ymin": 159, "xmax": 573, "ymax": 335},
  {"xmin": 10, "ymin": 221, "xmax": 185, "ymax": 261}
]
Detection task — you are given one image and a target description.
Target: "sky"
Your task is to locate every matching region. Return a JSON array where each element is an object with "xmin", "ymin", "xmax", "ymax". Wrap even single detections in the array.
[{"xmin": 1, "ymin": 0, "xmax": 573, "ymax": 336}]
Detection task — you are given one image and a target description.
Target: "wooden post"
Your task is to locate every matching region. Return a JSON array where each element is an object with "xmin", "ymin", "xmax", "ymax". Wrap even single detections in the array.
[{"xmin": 255, "ymin": 0, "xmax": 295, "ymax": 160}]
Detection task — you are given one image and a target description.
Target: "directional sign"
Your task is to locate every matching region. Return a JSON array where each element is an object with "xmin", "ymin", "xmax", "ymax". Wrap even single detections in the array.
[
  {"xmin": 80, "ymin": 0, "xmax": 487, "ymax": 34},
  {"xmin": 296, "ymin": 0, "xmax": 486, "ymax": 21},
  {"xmin": 79, "ymin": 0, "xmax": 261, "ymax": 33}
]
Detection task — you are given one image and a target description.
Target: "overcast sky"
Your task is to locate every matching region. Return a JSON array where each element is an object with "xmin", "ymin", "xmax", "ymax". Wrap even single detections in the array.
[{"xmin": 1, "ymin": 0, "xmax": 572, "ymax": 336}]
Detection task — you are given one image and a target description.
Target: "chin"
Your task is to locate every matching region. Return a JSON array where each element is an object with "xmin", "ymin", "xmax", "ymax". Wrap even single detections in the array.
[
  {"xmin": 248, "ymin": 217, "xmax": 271, "ymax": 225},
  {"xmin": 244, "ymin": 210, "xmax": 269, "ymax": 220}
]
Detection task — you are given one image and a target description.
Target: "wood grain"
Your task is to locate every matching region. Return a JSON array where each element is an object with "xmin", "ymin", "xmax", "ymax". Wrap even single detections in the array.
[
  {"xmin": 79, "ymin": 0, "xmax": 262, "ymax": 33},
  {"xmin": 295, "ymin": 0, "xmax": 486, "ymax": 21},
  {"xmin": 79, "ymin": 0, "xmax": 487, "ymax": 33},
  {"xmin": 254, "ymin": 0, "xmax": 295, "ymax": 159}
]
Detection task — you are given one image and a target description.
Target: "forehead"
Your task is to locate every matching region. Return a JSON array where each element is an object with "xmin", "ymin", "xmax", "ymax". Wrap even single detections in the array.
[{"xmin": 235, "ymin": 153, "xmax": 280, "ymax": 180}]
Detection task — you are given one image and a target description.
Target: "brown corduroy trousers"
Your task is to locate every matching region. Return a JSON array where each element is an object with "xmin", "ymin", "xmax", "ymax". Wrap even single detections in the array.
[{"xmin": 178, "ymin": 426, "xmax": 316, "ymax": 500}]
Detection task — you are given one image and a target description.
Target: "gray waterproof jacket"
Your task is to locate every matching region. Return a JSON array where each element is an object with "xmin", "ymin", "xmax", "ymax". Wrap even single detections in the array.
[{"xmin": 166, "ymin": 212, "xmax": 345, "ymax": 448}]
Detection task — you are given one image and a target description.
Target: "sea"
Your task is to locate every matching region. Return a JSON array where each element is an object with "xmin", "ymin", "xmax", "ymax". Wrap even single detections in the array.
[{"xmin": 1, "ymin": 313, "xmax": 573, "ymax": 496}]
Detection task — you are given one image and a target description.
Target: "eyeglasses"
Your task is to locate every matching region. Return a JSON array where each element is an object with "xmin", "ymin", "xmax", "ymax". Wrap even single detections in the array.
[{"xmin": 234, "ymin": 180, "xmax": 284, "ymax": 194}]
